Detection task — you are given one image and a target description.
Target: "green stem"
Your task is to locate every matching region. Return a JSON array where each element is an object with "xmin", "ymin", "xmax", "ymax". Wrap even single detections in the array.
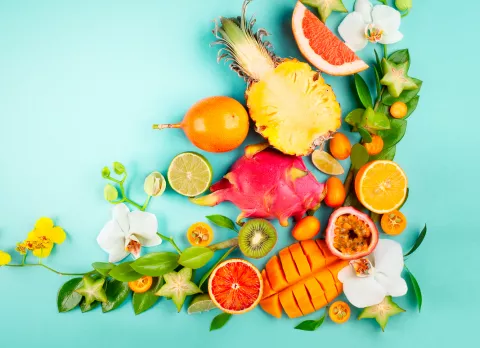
[
  {"xmin": 140, "ymin": 196, "xmax": 151, "ymax": 212},
  {"xmin": 21, "ymin": 253, "xmax": 27, "ymax": 265},
  {"xmin": 383, "ymin": 44, "xmax": 388, "ymax": 59},
  {"xmin": 373, "ymin": 87, "xmax": 386, "ymax": 111},
  {"xmin": 209, "ymin": 238, "xmax": 239, "ymax": 252},
  {"xmin": 124, "ymin": 197, "xmax": 143, "ymax": 211},
  {"xmin": 4, "ymin": 263, "xmax": 87, "ymax": 276},
  {"xmin": 157, "ymin": 233, "xmax": 182, "ymax": 254},
  {"xmin": 401, "ymin": 9, "xmax": 410, "ymax": 18}
]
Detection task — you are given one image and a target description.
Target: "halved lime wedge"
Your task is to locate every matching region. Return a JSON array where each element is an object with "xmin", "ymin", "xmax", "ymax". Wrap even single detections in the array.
[
  {"xmin": 311, "ymin": 150, "xmax": 344, "ymax": 175},
  {"xmin": 187, "ymin": 294, "xmax": 217, "ymax": 314},
  {"xmin": 167, "ymin": 152, "xmax": 213, "ymax": 197}
]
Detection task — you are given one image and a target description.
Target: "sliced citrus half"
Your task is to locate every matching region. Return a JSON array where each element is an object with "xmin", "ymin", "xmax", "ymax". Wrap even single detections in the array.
[
  {"xmin": 311, "ymin": 150, "xmax": 344, "ymax": 175},
  {"xmin": 187, "ymin": 294, "xmax": 217, "ymax": 314},
  {"xmin": 167, "ymin": 152, "xmax": 213, "ymax": 197},
  {"xmin": 355, "ymin": 160, "xmax": 408, "ymax": 214},
  {"xmin": 128, "ymin": 276, "xmax": 153, "ymax": 293},
  {"xmin": 208, "ymin": 258, "xmax": 263, "ymax": 314},
  {"xmin": 292, "ymin": 2, "xmax": 368, "ymax": 76}
]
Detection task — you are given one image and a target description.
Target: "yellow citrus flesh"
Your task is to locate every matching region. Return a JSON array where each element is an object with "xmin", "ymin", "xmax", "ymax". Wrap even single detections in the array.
[{"xmin": 355, "ymin": 161, "xmax": 408, "ymax": 214}]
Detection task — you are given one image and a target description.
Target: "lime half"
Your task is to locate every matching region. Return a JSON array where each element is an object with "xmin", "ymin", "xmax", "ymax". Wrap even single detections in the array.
[
  {"xmin": 167, "ymin": 152, "xmax": 213, "ymax": 197},
  {"xmin": 311, "ymin": 150, "xmax": 344, "ymax": 175},
  {"xmin": 187, "ymin": 294, "xmax": 217, "ymax": 314}
]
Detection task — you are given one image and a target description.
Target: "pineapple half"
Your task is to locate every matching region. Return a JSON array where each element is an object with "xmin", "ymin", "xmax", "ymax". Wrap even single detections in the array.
[{"xmin": 213, "ymin": 0, "xmax": 341, "ymax": 156}]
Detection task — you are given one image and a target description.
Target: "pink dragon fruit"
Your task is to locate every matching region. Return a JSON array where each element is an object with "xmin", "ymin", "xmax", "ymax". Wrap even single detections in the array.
[{"xmin": 189, "ymin": 146, "xmax": 326, "ymax": 227}]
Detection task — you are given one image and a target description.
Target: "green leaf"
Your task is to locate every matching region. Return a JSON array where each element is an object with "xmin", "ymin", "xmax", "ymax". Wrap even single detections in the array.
[
  {"xmin": 354, "ymin": 74, "xmax": 373, "ymax": 108},
  {"xmin": 109, "ymin": 262, "xmax": 143, "ymax": 282},
  {"xmin": 370, "ymin": 145, "xmax": 396, "ymax": 161},
  {"xmin": 388, "ymin": 49, "xmax": 410, "ymax": 67},
  {"xmin": 101, "ymin": 166, "xmax": 111, "ymax": 178},
  {"xmin": 80, "ymin": 299, "xmax": 99, "ymax": 313},
  {"xmin": 374, "ymin": 66, "xmax": 382, "ymax": 98},
  {"xmin": 358, "ymin": 127, "xmax": 372, "ymax": 143},
  {"xmin": 132, "ymin": 276, "xmax": 164, "ymax": 315},
  {"xmin": 102, "ymin": 279, "xmax": 131, "ymax": 313},
  {"xmin": 374, "ymin": 49, "xmax": 382, "ymax": 72},
  {"xmin": 206, "ymin": 215, "xmax": 237, "ymax": 232},
  {"xmin": 210, "ymin": 312, "xmax": 232, "ymax": 332},
  {"xmin": 406, "ymin": 267, "xmax": 422, "ymax": 312},
  {"xmin": 377, "ymin": 119, "xmax": 407, "ymax": 149},
  {"xmin": 361, "ymin": 108, "xmax": 390, "ymax": 131},
  {"xmin": 199, "ymin": 246, "xmax": 237, "ymax": 290},
  {"xmin": 404, "ymin": 95, "xmax": 420, "ymax": 119},
  {"xmin": 404, "ymin": 224, "xmax": 427, "ymax": 257},
  {"xmin": 398, "ymin": 188, "xmax": 409, "ymax": 209},
  {"xmin": 350, "ymin": 144, "xmax": 369, "ymax": 171},
  {"xmin": 343, "ymin": 191, "xmax": 365, "ymax": 211},
  {"xmin": 113, "ymin": 162, "xmax": 126, "ymax": 175},
  {"xmin": 57, "ymin": 277, "xmax": 83, "ymax": 313},
  {"xmin": 92, "ymin": 262, "xmax": 114, "ymax": 276},
  {"xmin": 131, "ymin": 252, "xmax": 179, "ymax": 276},
  {"xmin": 295, "ymin": 312, "xmax": 326, "ymax": 331},
  {"xmin": 345, "ymin": 108, "xmax": 365, "ymax": 126},
  {"xmin": 382, "ymin": 78, "xmax": 422, "ymax": 105},
  {"xmin": 376, "ymin": 103, "xmax": 389, "ymax": 116},
  {"xmin": 179, "ymin": 247, "xmax": 214, "ymax": 269}
]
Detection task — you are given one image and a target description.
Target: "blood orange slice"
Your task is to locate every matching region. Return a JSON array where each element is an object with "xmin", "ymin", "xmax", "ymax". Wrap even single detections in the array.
[
  {"xmin": 292, "ymin": 1, "xmax": 368, "ymax": 76},
  {"xmin": 208, "ymin": 258, "xmax": 263, "ymax": 314}
]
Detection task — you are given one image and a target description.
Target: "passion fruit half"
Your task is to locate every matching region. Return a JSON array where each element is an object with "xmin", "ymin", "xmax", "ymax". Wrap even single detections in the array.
[{"xmin": 325, "ymin": 206, "xmax": 378, "ymax": 260}]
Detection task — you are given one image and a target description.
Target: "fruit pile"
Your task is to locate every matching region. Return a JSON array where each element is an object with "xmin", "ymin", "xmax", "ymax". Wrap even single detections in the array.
[{"xmin": 1, "ymin": 0, "xmax": 426, "ymax": 334}]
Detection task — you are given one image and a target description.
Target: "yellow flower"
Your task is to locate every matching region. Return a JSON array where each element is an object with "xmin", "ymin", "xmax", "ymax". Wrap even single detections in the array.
[
  {"xmin": 15, "ymin": 242, "xmax": 27, "ymax": 255},
  {"xmin": 0, "ymin": 250, "xmax": 11, "ymax": 265},
  {"xmin": 25, "ymin": 217, "xmax": 66, "ymax": 258}
]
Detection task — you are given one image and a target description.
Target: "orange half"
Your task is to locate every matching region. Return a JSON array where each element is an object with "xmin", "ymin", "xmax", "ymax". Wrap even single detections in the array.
[{"xmin": 355, "ymin": 160, "xmax": 408, "ymax": 214}]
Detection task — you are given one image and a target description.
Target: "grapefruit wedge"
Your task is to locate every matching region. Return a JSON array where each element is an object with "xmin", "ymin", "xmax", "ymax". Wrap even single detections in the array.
[{"xmin": 292, "ymin": 1, "xmax": 368, "ymax": 76}]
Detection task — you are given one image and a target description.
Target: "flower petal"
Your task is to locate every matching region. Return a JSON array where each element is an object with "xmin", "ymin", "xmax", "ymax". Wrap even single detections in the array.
[
  {"xmin": 108, "ymin": 249, "xmax": 129, "ymax": 263},
  {"xmin": 373, "ymin": 239, "xmax": 404, "ymax": 277},
  {"xmin": 35, "ymin": 217, "xmax": 54, "ymax": 231},
  {"xmin": 112, "ymin": 203, "xmax": 130, "ymax": 234},
  {"xmin": 0, "ymin": 251, "xmax": 12, "ymax": 265},
  {"xmin": 372, "ymin": 5, "xmax": 401, "ymax": 33},
  {"xmin": 375, "ymin": 273, "xmax": 408, "ymax": 297},
  {"xmin": 128, "ymin": 211, "xmax": 158, "ymax": 239},
  {"xmin": 138, "ymin": 234, "xmax": 162, "ymax": 247},
  {"xmin": 48, "ymin": 227, "xmax": 66, "ymax": 244},
  {"xmin": 338, "ymin": 264, "xmax": 357, "ymax": 283},
  {"xmin": 343, "ymin": 275, "xmax": 387, "ymax": 308},
  {"xmin": 97, "ymin": 220, "xmax": 125, "ymax": 254},
  {"xmin": 33, "ymin": 243, "xmax": 53, "ymax": 258},
  {"xmin": 338, "ymin": 12, "xmax": 369, "ymax": 52},
  {"xmin": 379, "ymin": 30, "xmax": 403, "ymax": 45},
  {"xmin": 354, "ymin": 0, "xmax": 373, "ymax": 23}
]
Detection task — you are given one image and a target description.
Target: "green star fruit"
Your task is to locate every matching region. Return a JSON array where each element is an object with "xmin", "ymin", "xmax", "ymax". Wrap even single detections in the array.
[
  {"xmin": 75, "ymin": 275, "xmax": 108, "ymax": 306},
  {"xmin": 358, "ymin": 296, "xmax": 406, "ymax": 331},
  {"xmin": 380, "ymin": 59, "xmax": 418, "ymax": 98},
  {"xmin": 156, "ymin": 268, "xmax": 202, "ymax": 312},
  {"xmin": 301, "ymin": 0, "xmax": 347, "ymax": 23}
]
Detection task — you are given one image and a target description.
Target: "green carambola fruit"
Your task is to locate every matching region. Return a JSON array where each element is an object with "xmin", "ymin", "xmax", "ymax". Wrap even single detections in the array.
[
  {"xmin": 395, "ymin": 0, "xmax": 412, "ymax": 11},
  {"xmin": 75, "ymin": 275, "xmax": 108, "ymax": 306},
  {"xmin": 301, "ymin": 0, "xmax": 347, "ymax": 23},
  {"xmin": 155, "ymin": 268, "xmax": 201, "ymax": 312},
  {"xmin": 360, "ymin": 107, "xmax": 390, "ymax": 132},
  {"xmin": 358, "ymin": 296, "xmax": 406, "ymax": 331},
  {"xmin": 380, "ymin": 59, "xmax": 418, "ymax": 98}
]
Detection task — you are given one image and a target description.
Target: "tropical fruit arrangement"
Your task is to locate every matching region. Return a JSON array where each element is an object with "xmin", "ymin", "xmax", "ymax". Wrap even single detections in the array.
[{"xmin": 0, "ymin": 0, "xmax": 424, "ymax": 333}]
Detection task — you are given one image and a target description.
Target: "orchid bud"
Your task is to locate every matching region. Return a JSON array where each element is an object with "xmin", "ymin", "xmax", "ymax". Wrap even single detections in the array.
[
  {"xmin": 395, "ymin": 0, "xmax": 412, "ymax": 11},
  {"xmin": 101, "ymin": 166, "xmax": 111, "ymax": 178},
  {"xmin": 104, "ymin": 184, "xmax": 119, "ymax": 202},
  {"xmin": 113, "ymin": 162, "xmax": 126, "ymax": 175},
  {"xmin": 144, "ymin": 172, "xmax": 166, "ymax": 197}
]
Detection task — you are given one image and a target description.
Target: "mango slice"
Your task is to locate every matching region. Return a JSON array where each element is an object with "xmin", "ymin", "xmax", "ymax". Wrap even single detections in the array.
[
  {"xmin": 279, "ymin": 248, "xmax": 301, "ymax": 284},
  {"xmin": 300, "ymin": 239, "xmax": 326, "ymax": 272},
  {"xmin": 304, "ymin": 277, "xmax": 328, "ymax": 311},
  {"xmin": 265, "ymin": 255, "xmax": 288, "ymax": 292},
  {"xmin": 259, "ymin": 294, "xmax": 282, "ymax": 319},
  {"xmin": 261, "ymin": 270, "xmax": 275, "ymax": 299},
  {"xmin": 289, "ymin": 243, "xmax": 311, "ymax": 277},
  {"xmin": 314, "ymin": 269, "xmax": 338, "ymax": 302},
  {"xmin": 279, "ymin": 289, "xmax": 303, "ymax": 319},
  {"xmin": 292, "ymin": 282, "xmax": 315, "ymax": 316},
  {"xmin": 316, "ymin": 239, "xmax": 338, "ymax": 265}
]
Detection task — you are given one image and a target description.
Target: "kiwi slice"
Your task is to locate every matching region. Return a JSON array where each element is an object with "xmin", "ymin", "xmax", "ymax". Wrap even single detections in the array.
[{"xmin": 238, "ymin": 219, "xmax": 277, "ymax": 259}]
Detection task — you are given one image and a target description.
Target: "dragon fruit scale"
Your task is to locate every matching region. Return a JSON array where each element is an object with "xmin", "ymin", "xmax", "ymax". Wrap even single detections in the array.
[{"xmin": 189, "ymin": 145, "xmax": 326, "ymax": 227}]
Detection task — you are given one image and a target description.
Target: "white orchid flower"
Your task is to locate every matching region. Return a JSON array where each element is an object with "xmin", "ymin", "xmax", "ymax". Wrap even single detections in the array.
[
  {"xmin": 338, "ymin": 239, "xmax": 407, "ymax": 308},
  {"xmin": 97, "ymin": 203, "xmax": 162, "ymax": 262},
  {"xmin": 338, "ymin": 0, "xmax": 403, "ymax": 52}
]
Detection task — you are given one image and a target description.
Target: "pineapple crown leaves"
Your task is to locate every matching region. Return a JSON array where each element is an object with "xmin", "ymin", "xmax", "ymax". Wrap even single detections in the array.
[{"xmin": 212, "ymin": 0, "xmax": 281, "ymax": 82}]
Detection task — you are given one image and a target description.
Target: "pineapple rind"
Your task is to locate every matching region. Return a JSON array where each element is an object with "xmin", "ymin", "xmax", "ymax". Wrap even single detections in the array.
[{"xmin": 246, "ymin": 60, "xmax": 341, "ymax": 156}]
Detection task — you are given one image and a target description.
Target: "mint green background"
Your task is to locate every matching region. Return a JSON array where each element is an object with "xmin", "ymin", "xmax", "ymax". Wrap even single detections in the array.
[{"xmin": 0, "ymin": 0, "xmax": 475, "ymax": 346}]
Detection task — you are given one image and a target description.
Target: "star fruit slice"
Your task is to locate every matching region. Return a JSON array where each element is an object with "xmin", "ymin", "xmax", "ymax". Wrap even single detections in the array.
[
  {"xmin": 358, "ymin": 296, "xmax": 406, "ymax": 331},
  {"xmin": 301, "ymin": 0, "xmax": 348, "ymax": 23},
  {"xmin": 156, "ymin": 267, "xmax": 202, "ymax": 312},
  {"xmin": 75, "ymin": 275, "xmax": 108, "ymax": 306},
  {"xmin": 380, "ymin": 59, "xmax": 418, "ymax": 98}
]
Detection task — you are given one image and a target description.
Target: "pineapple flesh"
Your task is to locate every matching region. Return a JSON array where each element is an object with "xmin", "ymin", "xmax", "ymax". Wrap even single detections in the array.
[{"xmin": 214, "ymin": 0, "xmax": 341, "ymax": 156}]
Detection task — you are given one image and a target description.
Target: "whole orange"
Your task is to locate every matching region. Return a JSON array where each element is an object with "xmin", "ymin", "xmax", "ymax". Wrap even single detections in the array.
[{"xmin": 154, "ymin": 96, "xmax": 250, "ymax": 153}]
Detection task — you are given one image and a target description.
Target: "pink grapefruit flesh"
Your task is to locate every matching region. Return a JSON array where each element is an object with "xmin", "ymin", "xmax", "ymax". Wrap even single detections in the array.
[{"xmin": 292, "ymin": 2, "xmax": 368, "ymax": 76}]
